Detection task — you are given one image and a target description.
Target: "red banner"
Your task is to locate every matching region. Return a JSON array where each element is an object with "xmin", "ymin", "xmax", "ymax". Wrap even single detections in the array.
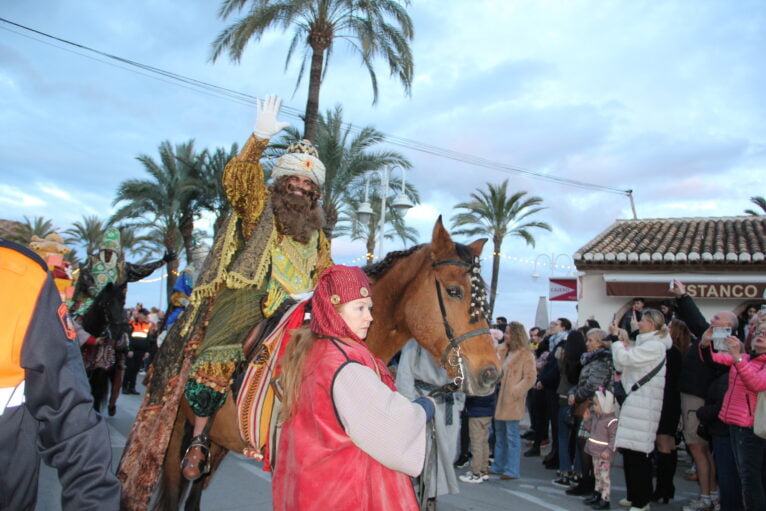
[{"xmin": 550, "ymin": 278, "xmax": 577, "ymax": 301}]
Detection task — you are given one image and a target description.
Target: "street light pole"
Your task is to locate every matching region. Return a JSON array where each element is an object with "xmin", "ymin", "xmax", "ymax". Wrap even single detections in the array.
[
  {"xmin": 355, "ymin": 166, "xmax": 413, "ymax": 262},
  {"xmin": 377, "ymin": 168, "xmax": 389, "ymax": 261}
]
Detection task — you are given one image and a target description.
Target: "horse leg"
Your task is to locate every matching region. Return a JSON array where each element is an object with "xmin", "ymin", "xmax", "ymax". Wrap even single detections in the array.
[
  {"xmin": 109, "ymin": 363, "xmax": 123, "ymax": 409},
  {"xmin": 152, "ymin": 401, "xmax": 192, "ymax": 511},
  {"xmin": 90, "ymin": 369, "xmax": 107, "ymax": 412},
  {"xmin": 177, "ymin": 395, "xmax": 245, "ymax": 510}
]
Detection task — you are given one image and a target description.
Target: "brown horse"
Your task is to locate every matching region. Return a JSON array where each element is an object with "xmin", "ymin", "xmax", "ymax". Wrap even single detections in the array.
[{"xmin": 152, "ymin": 217, "xmax": 501, "ymax": 510}]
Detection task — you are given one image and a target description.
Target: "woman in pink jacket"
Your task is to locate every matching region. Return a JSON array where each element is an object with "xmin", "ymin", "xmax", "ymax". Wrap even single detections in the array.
[{"xmin": 701, "ymin": 321, "xmax": 766, "ymax": 511}]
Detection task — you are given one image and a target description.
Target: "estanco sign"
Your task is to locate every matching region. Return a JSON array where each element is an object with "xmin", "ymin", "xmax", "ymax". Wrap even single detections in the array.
[
  {"xmin": 606, "ymin": 281, "xmax": 766, "ymax": 299},
  {"xmin": 550, "ymin": 278, "xmax": 577, "ymax": 301}
]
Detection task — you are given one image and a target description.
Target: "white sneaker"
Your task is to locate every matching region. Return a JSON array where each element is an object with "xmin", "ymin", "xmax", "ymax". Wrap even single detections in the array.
[
  {"xmin": 682, "ymin": 498, "xmax": 714, "ymax": 511},
  {"xmin": 619, "ymin": 498, "xmax": 632, "ymax": 507},
  {"xmin": 458, "ymin": 471, "xmax": 488, "ymax": 483},
  {"xmin": 628, "ymin": 507, "xmax": 650, "ymax": 511}
]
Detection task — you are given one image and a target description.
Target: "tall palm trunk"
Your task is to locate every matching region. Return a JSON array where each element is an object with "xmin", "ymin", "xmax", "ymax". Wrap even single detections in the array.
[
  {"xmin": 179, "ymin": 217, "xmax": 195, "ymax": 266},
  {"xmin": 366, "ymin": 234, "xmax": 376, "ymax": 266},
  {"xmin": 322, "ymin": 202, "xmax": 338, "ymax": 239},
  {"xmin": 164, "ymin": 231, "xmax": 179, "ymax": 300},
  {"xmin": 304, "ymin": 28, "xmax": 330, "ymax": 142},
  {"xmin": 489, "ymin": 238, "xmax": 502, "ymax": 319}
]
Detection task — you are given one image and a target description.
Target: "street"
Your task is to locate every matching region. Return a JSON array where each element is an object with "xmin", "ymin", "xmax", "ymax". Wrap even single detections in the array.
[{"xmin": 37, "ymin": 383, "xmax": 700, "ymax": 511}]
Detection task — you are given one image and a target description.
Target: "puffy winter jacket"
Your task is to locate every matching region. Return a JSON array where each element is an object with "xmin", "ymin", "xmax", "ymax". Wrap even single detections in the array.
[
  {"xmin": 570, "ymin": 348, "xmax": 614, "ymax": 404},
  {"xmin": 703, "ymin": 345, "xmax": 766, "ymax": 428},
  {"xmin": 612, "ymin": 330, "xmax": 671, "ymax": 453}
]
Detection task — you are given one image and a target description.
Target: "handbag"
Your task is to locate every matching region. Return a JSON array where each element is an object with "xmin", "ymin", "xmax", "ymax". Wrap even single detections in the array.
[
  {"xmin": 613, "ymin": 358, "xmax": 665, "ymax": 406},
  {"xmin": 754, "ymin": 392, "xmax": 766, "ymax": 439}
]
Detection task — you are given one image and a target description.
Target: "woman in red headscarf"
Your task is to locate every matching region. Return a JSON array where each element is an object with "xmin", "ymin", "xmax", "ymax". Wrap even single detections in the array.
[{"xmin": 272, "ymin": 265, "xmax": 435, "ymax": 511}]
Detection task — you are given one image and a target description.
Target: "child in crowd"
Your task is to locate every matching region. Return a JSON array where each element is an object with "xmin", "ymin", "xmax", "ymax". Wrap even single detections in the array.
[
  {"xmin": 583, "ymin": 389, "xmax": 618, "ymax": 509},
  {"xmin": 458, "ymin": 388, "xmax": 497, "ymax": 483}
]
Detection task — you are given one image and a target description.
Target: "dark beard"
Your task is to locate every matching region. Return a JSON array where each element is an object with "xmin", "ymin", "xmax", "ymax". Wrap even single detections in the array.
[{"xmin": 270, "ymin": 180, "xmax": 324, "ymax": 244}]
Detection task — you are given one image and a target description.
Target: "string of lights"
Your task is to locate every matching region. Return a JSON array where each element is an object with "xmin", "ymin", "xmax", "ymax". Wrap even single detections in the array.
[{"xmin": 0, "ymin": 17, "xmax": 630, "ymax": 196}]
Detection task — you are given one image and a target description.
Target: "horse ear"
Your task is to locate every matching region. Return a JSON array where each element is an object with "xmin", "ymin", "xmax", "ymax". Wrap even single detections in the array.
[
  {"xmin": 431, "ymin": 216, "xmax": 455, "ymax": 259},
  {"xmin": 467, "ymin": 238, "xmax": 488, "ymax": 256}
]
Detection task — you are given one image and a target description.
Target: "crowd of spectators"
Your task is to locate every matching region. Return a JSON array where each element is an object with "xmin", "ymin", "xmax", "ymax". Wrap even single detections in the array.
[{"xmin": 452, "ymin": 284, "xmax": 766, "ymax": 511}]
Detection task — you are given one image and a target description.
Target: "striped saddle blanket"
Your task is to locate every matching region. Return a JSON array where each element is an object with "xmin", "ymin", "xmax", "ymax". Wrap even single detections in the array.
[{"xmin": 236, "ymin": 300, "xmax": 308, "ymax": 470}]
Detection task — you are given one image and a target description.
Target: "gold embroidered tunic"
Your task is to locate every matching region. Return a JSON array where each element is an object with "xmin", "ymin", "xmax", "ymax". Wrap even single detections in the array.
[{"xmin": 184, "ymin": 135, "xmax": 332, "ymax": 394}]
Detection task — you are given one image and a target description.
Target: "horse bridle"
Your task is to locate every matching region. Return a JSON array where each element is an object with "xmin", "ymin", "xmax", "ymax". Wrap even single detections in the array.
[{"xmin": 431, "ymin": 257, "xmax": 491, "ymax": 391}]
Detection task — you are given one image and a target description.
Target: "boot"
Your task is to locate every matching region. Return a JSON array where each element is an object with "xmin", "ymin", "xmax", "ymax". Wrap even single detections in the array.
[
  {"xmin": 591, "ymin": 497, "xmax": 611, "ymax": 509},
  {"xmin": 567, "ymin": 474, "xmax": 595, "ymax": 496},
  {"xmin": 652, "ymin": 450, "xmax": 676, "ymax": 503},
  {"xmin": 584, "ymin": 492, "xmax": 601, "ymax": 505}
]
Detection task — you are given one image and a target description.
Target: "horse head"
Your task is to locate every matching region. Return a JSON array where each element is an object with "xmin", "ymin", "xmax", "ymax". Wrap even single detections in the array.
[
  {"xmin": 81, "ymin": 282, "xmax": 130, "ymax": 339},
  {"xmin": 366, "ymin": 217, "xmax": 501, "ymax": 396}
]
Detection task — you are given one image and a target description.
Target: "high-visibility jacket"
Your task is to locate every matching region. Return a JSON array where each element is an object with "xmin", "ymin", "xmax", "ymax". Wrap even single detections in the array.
[
  {"xmin": 128, "ymin": 320, "xmax": 152, "ymax": 352},
  {"xmin": 0, "ymin": 239, "xmax": 121, "ymax": 511}
]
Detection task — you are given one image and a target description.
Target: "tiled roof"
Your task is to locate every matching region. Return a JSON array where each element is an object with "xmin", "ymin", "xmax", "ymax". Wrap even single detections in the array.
[{"xmin": 574, "ymin": 216, "xmax": 766, "ymax": 266}]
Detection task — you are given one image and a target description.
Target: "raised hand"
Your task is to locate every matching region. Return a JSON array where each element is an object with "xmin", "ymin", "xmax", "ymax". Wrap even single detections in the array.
[
  {"xmin": 671, "ymin": 279, "xmax": 686, "ymax": 297},
  {"xmin": 253, "ymin": 94, "xmax": 291, "ymax": 139}
]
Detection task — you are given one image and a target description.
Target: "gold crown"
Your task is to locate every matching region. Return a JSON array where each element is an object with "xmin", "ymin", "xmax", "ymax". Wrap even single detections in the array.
[{"xmin": 286, "ymin": 139, "xmax": 320, "ymax": 158}]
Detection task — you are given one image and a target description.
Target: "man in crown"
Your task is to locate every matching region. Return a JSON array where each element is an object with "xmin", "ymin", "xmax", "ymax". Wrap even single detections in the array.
[
  {"xmin": 71, "ymin": 227, "xmax": 173, "ymax": 317},
  {"xmin": 117, "ymin": 95, "xmax": 333, "ymax": 499}
]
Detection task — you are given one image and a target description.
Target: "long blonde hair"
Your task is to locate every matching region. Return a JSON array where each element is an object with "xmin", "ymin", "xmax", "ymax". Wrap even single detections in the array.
[
  {"xmin": 506, "ymin": 321, "xmax": 529, "ymax": 352},
  {"xmin": 277, "ymin": 303, "xmax": 346, "ymax": 423},
  {"xmin": 276, "ymin": 326, "xmax": 317, "ymax": 423}
]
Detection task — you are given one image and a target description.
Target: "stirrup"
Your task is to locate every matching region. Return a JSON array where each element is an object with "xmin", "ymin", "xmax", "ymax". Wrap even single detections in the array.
[{"xmin": 181, "ymin": 434, "xmax": 211, "ymax": 481}]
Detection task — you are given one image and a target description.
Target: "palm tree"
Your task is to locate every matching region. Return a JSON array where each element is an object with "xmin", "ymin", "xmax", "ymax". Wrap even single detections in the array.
[
  {"xmin": 111, "ymin": 140, "xmax": 204, "ymax": 295},
  {"xmin": 9, "ymin": 216, "xmax": 57, "ymax": 244},
  {"xmin": 210, "ymin": 0, "xmax": 414, "ymax": 142},
  {"xmin": 745, "ymin": 196, "xmax": 766, "ymax": 216},
  {"xmin": 118, "ymin": 225, "xmax": 157, "ymax": 263},
  {"xmin": 278, "ymin": 104, "xmax": 412, "ymax": 237},
  {"xmin": 64, "ymin": 215, "xmax": 106, "ymax": 258},
  {"xmin": 451, "ymin": 180, "xmax": 552, "ymax": 318},
  {"xmin": 197, "ymin": 143, "xmax": 239, "ymax": 235},
  {"xmin": 335, "ymin": 184, "xmax": 419, "ymax": 261}
]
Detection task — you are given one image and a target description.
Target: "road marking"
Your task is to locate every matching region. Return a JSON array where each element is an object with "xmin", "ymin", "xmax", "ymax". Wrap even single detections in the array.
[
  {"xmin": 501, "ymin": 489, "xmax": 572, "ymax": 511},
  {"xmin": 108, "ymin": 422, "xmax": 127, "ymax": 448}
]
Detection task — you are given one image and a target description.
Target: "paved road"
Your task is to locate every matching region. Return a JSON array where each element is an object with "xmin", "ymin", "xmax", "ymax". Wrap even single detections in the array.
[{"xmin": 37, "ymin": 383, "xmax": 701, "ymax": 510}]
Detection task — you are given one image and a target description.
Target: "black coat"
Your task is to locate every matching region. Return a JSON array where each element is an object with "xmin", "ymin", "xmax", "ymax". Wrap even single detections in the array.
[{"xmin": 696, "ymin": 370, "xmax": 730, "ymax": 437}]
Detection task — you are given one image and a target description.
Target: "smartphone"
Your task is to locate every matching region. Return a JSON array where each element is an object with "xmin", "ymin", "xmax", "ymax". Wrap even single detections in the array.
[
  {"xmin": 669, "ymin": 279, "xmax": 675, "ymax": 291},
  {"xmin": 712, "ymin": 326, "xmax": 732, "ymax": 351}
]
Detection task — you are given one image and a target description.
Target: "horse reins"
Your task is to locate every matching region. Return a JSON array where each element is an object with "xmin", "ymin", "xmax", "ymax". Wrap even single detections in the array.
[{"xmin": 431, "ymin": 257, "xmax": 491, "ymax": 391}]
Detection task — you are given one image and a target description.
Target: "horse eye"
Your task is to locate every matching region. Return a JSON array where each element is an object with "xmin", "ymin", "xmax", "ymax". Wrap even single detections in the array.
[{"xmin": 446, "ymin": 286, "xmax": 463, "ymax": 299}]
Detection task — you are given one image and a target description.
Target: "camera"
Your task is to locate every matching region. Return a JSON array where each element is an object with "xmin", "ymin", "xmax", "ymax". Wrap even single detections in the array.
[{"xmin": 712, "ymin": 326, "xmax": 732, "ymax": 352}]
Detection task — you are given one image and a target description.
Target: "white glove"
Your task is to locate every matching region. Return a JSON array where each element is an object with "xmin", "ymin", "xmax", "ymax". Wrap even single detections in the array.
[{"xmin": 252, "ymin": 94, "xmax": 290, "ymax": 139}]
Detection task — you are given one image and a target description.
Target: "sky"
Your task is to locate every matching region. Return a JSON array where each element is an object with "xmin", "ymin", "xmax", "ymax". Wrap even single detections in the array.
[{"xmin": 1, "ymin": 0, "xmax": 764, "ymax": 329}]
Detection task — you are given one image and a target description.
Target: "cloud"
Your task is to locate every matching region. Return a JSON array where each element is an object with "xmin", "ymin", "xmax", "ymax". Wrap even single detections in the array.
[
  {"xmin": 3, "ymin": 0, "xmax": 765, "ymax": 329},
  {"xmin": 0, "ymin": 184, "xmax": 46, "ymax": 208}
]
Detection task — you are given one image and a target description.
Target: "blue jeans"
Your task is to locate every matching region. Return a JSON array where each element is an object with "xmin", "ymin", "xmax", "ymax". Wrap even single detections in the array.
[
  {"xmin": 729, "ymin": 425, "xmax": 766, "ymax": 511},
  {"xmin": 558, "ymin": 405, "xmax": 574, "ymax": 473},
  {"xmin": 490, "ymin": 420, "xmax": 520, "ymax": 477},
  {"xmin": 711, "ymin": 435, "xmax": 743, "ymax": 511}
]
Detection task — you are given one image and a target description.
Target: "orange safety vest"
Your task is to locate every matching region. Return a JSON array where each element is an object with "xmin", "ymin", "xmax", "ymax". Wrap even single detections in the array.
[
  {"xmin": 129, "ymin": 320, "xmax": 152, "ymax": 338},
  {"xmin": 0, "ymin": 244, "xmax": 47, "ymax": 414}
]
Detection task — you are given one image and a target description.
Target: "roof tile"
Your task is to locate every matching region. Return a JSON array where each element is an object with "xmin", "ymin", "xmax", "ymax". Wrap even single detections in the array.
[{"xmin": 574, "ymin": 216, "xmax": 766, "ymax": 266}]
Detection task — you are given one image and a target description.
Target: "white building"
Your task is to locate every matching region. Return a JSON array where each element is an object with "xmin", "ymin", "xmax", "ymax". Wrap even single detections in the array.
[{"xmin": 573, "ymin": 216, "xmax": 766, "ymax": 328}]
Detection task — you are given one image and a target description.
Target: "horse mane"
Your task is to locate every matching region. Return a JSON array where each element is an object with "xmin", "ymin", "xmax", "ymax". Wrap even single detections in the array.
[
  {"xmin": 364, "ymin": 244, "xmax": 425, "ymax": 280},
  {"xmin": 363, "ymin": 241, "xmax": 481, "ymax": 281}
]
